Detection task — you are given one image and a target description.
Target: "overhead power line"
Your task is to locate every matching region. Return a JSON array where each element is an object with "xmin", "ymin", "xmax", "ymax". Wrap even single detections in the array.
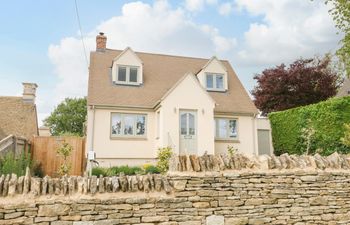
[{"xmin": 74, "ymin": 0, "xmax": 89, "ymax": 67}]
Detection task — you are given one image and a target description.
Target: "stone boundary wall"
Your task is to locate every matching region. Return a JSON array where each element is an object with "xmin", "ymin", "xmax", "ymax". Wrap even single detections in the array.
[
  {"xmin": 169, "ymin": 152, "xmax": 350, "ymax": 172},
  {"xmin": 0, "ymin": 168, "xmax": 171, "ymax": 197},
  {"xmin": 1, "ymin": 170, "xmax": 350, "ymax": 224}
]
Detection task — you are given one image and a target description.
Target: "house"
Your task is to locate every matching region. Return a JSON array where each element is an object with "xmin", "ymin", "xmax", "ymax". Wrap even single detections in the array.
[
  {"xmin": 86, "ymin": 33, "xmax": 259, "ymax": 166},
  {"xmin": 0, "ymin": 83, "xmax": 39, "ymax": 154},
  {"xmin": 337, "ymin": 78, "xmax": 350, "ymax": 97}
]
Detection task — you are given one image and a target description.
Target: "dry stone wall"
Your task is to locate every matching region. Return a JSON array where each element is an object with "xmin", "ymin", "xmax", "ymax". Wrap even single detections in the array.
[
  {"xmin": 1, "ymin": 170, "xmax": 350, "ymax": 224},
  {"xmin": 169, "ymin": 152, "xmax": 350, "ymax": 172},
  {"xmin": 0, "ymin": 168, "xmax": 172, "ymax": 197}
]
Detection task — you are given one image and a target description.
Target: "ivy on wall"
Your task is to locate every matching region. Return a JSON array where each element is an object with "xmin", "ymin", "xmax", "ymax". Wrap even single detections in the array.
[{"xmin": 269, "ymin": 96, "xmax": 350, "ymax": 156}]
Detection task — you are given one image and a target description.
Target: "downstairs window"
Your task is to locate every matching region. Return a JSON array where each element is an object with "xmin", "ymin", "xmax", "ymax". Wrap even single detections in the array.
[
  {"xmin": 111, "ymin": 113, "xmax": 147, "ymax": 138},
  {"xmin": 215, "ymin": 118, "xmax": 238, "ymax": 139}
]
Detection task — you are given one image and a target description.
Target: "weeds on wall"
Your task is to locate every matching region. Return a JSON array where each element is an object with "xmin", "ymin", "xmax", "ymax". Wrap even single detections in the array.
[
  {"xmin": 227, "ymin": 145, "xmax": 237, "ymax": 158},
  {"xmin": 157, "ymin": 147, "xmax": 172, "ymax": 173}
]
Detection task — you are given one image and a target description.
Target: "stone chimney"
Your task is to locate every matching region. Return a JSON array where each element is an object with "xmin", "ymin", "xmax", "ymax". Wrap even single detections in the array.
[
  {"xmin": 22, "ymin": 82, "xmax": 38, "ymax": 104},
  {"xmin": 96, "ymin": 32, "xmax": 107, "ymax": 51}
]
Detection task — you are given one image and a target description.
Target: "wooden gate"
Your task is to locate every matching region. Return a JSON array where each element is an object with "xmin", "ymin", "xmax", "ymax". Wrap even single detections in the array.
[{"xmin": 31, "ymin": 136, "xmax": 86, "ymax": 177}]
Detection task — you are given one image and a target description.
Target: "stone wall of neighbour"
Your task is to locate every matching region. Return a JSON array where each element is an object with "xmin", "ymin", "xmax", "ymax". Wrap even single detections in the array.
[
  {"xmin": 168, "ymin": 152, "xmax": 350, "ymax": 172},
  {"xmin": 1, "ymin": 170, "xmax": 350, "ymax": 224}
]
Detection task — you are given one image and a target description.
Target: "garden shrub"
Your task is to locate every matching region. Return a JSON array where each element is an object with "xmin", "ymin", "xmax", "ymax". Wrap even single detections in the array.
[
  {"xmin": 110, "ymin": 165, "xmax": 143, "ymax": 175},
  {"xmin": 0, "ymin": 152, "xmax": 32, "ymax": 176},
  {"xmin": 91, "ymin": 167, "xmax": 108, "ymax": 177},
  {"xmin": 91, "ymin": 165, "xmax": 155, "ymax": 176},
  {"xmin": 269, "ymin": 96, "xmax": 350, "ymax": 156},
  {"xmin": 157, "ymin": 147, "xmax": 172, "ymax": 173},
  {"xmin": 341, "ymin": 123, "xmax": 350, "ymax": 147},
  {"xmin": 143, "ymin": 164, "xmax": 160, "ymax": 174}
]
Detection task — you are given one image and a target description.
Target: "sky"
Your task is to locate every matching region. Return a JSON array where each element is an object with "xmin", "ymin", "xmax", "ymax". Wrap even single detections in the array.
[{"xmin": 0, "ymin": 0, "xmax": 342, "ymax": 125}]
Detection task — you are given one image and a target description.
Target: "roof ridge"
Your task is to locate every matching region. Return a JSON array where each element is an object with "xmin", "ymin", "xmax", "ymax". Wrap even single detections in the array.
[
  {"xmin": 0, "ymin": 96, "xmax": 22, "ymax": 99},
  {"xmin": 104, "ymin": 48, "xmax": 229, "ymax": 62}
]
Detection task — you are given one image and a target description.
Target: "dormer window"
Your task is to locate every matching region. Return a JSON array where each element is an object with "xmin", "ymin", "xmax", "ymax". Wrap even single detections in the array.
[
  {"xmin": 116, "ymin": 65, "xmax": 140, "ymax": 85},
  {"xmin": 112, "ymin": 47, "xmax": 143, "ymax": 86},
  {"xmin": 206, "ymin": 73, "xmax": 224, "ymax": 91}
]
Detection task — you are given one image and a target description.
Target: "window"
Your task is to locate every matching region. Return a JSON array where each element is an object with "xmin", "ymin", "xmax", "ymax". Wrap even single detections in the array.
[
  {"xmin": 206, "ymin": 73, "xmax": 225, "ymax": 91},
  {"xmin": 118, "ymin": 66, "xmax": 127, "ymax": 82},
  {"xmin": 111, "ymin": 113, "xmax": 146, "ymax": 138},
  {"xmin": 116, "ymin": 65, "xmax": 139, "ymax": 85},
  {"xmin": 215, "ymin": 118, "xmax": 237, "ymax": 139},
  {"xmin": 206, "ymin": 74, "xmax": 214, "ymax": 89}
]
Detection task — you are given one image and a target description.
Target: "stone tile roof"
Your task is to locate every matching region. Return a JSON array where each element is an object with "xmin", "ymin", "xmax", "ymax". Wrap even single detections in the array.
[
  {"xmin": 88, "ymin": 49, "xmax": 258, "ymax": 115},
  {"xmin": 0, "ymin": 96, "xmax": 38, "ymax": 140}
]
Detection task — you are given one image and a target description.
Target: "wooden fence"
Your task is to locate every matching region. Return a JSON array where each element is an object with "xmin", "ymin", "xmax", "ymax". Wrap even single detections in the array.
[
  {"xmin": 0, "ymin": 135, "xmax": 30, "ymax": 158},
  {"xmin": 31, "ymin": 136, "xmax": 86, "ymax": 177}
]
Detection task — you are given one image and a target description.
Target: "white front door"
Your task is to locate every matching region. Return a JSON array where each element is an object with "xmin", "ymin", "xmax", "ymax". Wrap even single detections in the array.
[{"xmin": 179, "ymin": 110, "xmax": 197, "ymax": 155}]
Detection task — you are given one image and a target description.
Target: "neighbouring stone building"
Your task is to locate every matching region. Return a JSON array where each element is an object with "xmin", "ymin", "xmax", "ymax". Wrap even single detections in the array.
[{"xmin": 0, "ymin": 83, "xmax": 39, "ymax": 141}]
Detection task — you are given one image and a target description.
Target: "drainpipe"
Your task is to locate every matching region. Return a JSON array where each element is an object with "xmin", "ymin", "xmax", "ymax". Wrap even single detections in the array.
[
  {"xmin": 252, "ymin": 113, "xmax": 258, "ymax": 156},
  {"xmin": 87, "ymin": 105, "xmax": 96, "ymax": 176}
]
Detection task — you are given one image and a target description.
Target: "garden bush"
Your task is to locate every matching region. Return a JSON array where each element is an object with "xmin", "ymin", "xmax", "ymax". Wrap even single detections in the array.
[
  {"xmin": 143, "ymin": 164, "xmax": 160, "ymax": 174},
  {"xmin": 269, "ymin": 96, "xmax": 350, "ymax": 156},
  {"xmin": 91, "ymin": 167, "xmax": 108, "ymax": 177},
  {"xmin": 91, "ymin": 164, "xmax": 160, "ymax": 177},
  {"xmin": 0, "ymin": 152, "xmax": 32, "ymax": 176},
  {"xmin": 157, "ymin": 147, "xmax": 172, "ymax": 173}
]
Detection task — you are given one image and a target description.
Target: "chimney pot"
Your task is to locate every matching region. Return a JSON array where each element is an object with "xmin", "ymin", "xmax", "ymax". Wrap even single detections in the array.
[
  {"xmin": 96, "ymin": 32, "xmax": 107, "ymax": 51},
  {"xmin": 22, "ymin": 82, "xmax": 38, "ymax": 104}
]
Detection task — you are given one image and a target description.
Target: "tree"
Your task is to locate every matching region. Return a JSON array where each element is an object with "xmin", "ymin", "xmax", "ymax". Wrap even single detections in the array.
[
  {"xmin": 251, "ymin": 56, "xmax": 340, "ymax": 115},
  {"xmin": 325, "ymin": 0, "xmax": 350, "ymax": 76},
  {"xmin": 44, "ymin": 97, "xmax": 87, "ymax": 136}
]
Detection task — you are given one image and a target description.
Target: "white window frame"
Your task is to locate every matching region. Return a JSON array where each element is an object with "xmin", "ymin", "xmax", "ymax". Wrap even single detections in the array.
[
  {"xmin": 115, "ymin": 65, "xmax": 140, "ymax": 85},
  {"xmin": 206, "ymin": 73, "xmax": 225, "ymax": 91},
  {"xmin": 110, "ymin": 113, "xmax": 147, "ymax": 139},
  {"xmin": 214, "ymin": 117, "xmax": 238, "ymax": 140}
]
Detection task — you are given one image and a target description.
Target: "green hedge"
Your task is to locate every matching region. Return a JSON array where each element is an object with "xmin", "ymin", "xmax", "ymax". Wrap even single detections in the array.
[{"xmin": 269, "ymin": 96, "xmax": 350, "ymax": 156}]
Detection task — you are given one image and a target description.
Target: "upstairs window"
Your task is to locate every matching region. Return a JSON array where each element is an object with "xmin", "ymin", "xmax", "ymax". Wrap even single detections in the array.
[
  {"xmin": 215, "ymin": 118, "xmax": 238, "ymax": 139},
  {"xmin": 206, "ymin": 73, "xmax": 225, "ymax": 91},
  {"xmin": 116, "ymin": 65, "xmax": 139, "ymax": 85}
]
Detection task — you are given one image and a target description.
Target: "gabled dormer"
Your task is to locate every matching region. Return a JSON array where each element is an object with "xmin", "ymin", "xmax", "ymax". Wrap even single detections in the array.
[
  {"xmin": 112, "ymin": 47, "xmax": 143, "ymax": 86},
  {"xmin": 197, "ymin": 56, "xmax": 228, "ymax": 92}
]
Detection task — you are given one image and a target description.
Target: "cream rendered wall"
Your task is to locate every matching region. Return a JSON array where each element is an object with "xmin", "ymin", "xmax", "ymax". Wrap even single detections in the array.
[
  {"xmin": 257, "ymin": 117, "xmax": 274, "ymax": 155},
  {"xmin": 112, "ymin": 48, "xmax": 143, "ymax": 83},
  {"xmin": 159, "ymin": 74, "xmax": 216, "ymax": 155},
  {"xmin": 87, "ymin": 108, "xmax": 157, "ymax": 167},
  {"xmin": 214, "ymin": 115, "xmax": 257, "ymax": 156},
  {"xmin": 197, "ymin": 57, "xmax": 228, "ymax": 90}
]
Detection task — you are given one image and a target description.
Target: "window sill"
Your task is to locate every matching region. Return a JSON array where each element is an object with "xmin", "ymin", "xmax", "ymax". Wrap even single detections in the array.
[
  {"xmin": 215, "ymin": 139, "xmax": 240, "ymax": 143},
  {"xmin": 207, "ymin": 89, "xmax": 227, "ymax": 93},
  {"xmin": 113, "ymin": 81, "xmax": 141, "ymax": 87},
  {"xmin": 110, "ymin": 136, "xmax": 148, "ymax": 141}
]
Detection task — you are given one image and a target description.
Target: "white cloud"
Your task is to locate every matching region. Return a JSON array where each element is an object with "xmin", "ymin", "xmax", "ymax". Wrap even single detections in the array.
[
  {"xmin": 45, "ymin": 0, "xmax": 342, "ymax": 121},
  {"xmin": 47, "ymin": 0, "xmax": 236, "ymax": 114},
  {"xmin": 218, "ymin": 2, "xmax": 233, "ymax": 16},
  {"xmin": 235, "ymin": 0, "xmax": 341, "ymax": 66},
  {"xmin": 184, "ymin": 0, "xmax": 218, "ymax": 12}
]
